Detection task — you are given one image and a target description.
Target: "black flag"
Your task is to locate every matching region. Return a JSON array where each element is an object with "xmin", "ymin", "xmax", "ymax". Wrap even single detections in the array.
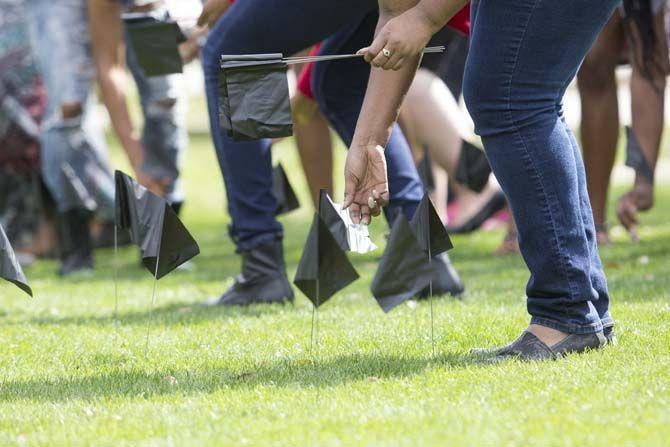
[
  {"xmin": 318, "ymin": 189, "xmax": 349, "ymax": 251},
  {"xmin": 371, "ymin": 213, "xmax": 432, "ymax": 313},
  {"xmin": 115, "ymin": 170, "xmax": 199, "ymax": 279},
  {"xmin": 219, "ymin": 54, "xmax": 293, "ymax": 141},
  {"xmin": 0, "ymin": 224, "xmax": 32, "ymax": 297},
  {"xmin": 410, "ymin": 193, "xmax": 453, "ymax": 257},
  {"xmin": 625, "ymin": 126, "xmax": 655, "ymax": 183},
  {"xmin": 273, "ymin": 163, "xmax": 300, "ymax": 215},
  {"xmin": 124, "ymin": 15, "xmax": 186, "ymax": 76},
  {"xmin": 455, "ymin": 140, "xmax": 491, "ymax": 193},
  {"xmin": 293, "ymin": 214, "xmax": 359, "ymax": 308},
  {"xmin": 417, "ymin": 146, "xmax": 436, "ymax": 193}
]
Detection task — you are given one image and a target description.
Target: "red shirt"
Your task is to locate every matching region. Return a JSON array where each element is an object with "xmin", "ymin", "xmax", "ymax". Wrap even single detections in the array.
[{"xmin": 297, "ymin": 5, "xmax": 471, "ymax": 99}]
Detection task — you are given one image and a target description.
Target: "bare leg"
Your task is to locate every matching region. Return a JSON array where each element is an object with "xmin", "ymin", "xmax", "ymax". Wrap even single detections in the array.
[
  {"xmin": 403, "ymin": 69, "xmax": 506, "ymax": 225},
  {"xmin": 577, "ymin": 13, "xmax": 624, "ymax": 244},
  {"xmin": 292, "ymin": 92, "xmax": 334, "ymax": 208}
]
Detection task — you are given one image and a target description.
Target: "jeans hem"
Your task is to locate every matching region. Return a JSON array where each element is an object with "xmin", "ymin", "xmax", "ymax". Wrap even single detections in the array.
[
  {"xmin": 235, "ymin": 232, "xmax": 283, "ymax": 253},
  {"xmin": 600, "ymin": 317, "xmax": 615, "ymax": 329},
  {"xmin": 530, "ymin": 317, "xmax": 603, "ymax": 335}
]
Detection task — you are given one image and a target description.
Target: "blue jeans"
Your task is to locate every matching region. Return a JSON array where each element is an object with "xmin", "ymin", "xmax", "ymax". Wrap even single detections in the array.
[
  {"xmin": 201, "ymin": 0, "xmax": 424, "ymax": 251},
  {"xmin": 25, "ymin": 0, "xmax": 115, "ymax": 219},
  {"xmin": 463, "ymin": 0, "xmax": 619, "ymax": 334},
  {"xmin": 123, "ymin": 8, "xmax": 188, "ymax": 205}
]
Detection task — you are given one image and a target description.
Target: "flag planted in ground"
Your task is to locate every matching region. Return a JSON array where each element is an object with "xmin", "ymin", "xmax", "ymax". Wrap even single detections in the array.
[
  {"xmin": 273, "ymin": 163, "xmax": 300, "ymax": 215},
  {"xmin": 410, "ymin": 193, "xmax": 453, "ymax": 257},
  {"xmin": 371, "ymin": 213, "xmax": 432, "ymax": 313},
  {"xmin": 219, "ymin": 54, "xmax": 292, "ymax": 141},
  {"xmin": 417, "ymin": 146, "xmax": 435, "ymax": 193},
  {"xmin": 115, "ymin": 170, "xmax": 199, "ymax": 279},
  {"xmin": 124, "ymin": 14, "xmax": 186, "ymax": 76},
  {"xmin": 0, "ymin": 224, "xmax": 31, "ymax": 297},
  {"xmin": 293, "ymin": 214, "xmax": 359, "ymax": 308}
]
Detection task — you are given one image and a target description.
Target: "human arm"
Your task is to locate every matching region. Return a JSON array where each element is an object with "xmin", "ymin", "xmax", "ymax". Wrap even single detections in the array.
[
  {"xmin": 343, "ymin": 0, "xmax": 468, "ymax": 223},
  {"xmin": 87, "ymin": 0, "xmax": 167, "ymax": 193}
]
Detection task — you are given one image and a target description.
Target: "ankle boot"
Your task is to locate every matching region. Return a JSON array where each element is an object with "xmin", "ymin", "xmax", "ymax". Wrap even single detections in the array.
[
  {"xmin": 417, "ymin": 252, "xmax": 465, "ymax": 299},
  {"xmin": 207, "ymin": 239, "xmax": 294, "ymax": 306},
  {"xmin": 58, "ymin": 209, "xmax": 94, "ymax": 276}
]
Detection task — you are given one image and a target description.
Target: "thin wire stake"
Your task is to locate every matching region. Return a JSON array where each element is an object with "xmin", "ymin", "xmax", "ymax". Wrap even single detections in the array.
[
  {"xmin": 310, "ymin": 303, "xmax": 316, "ymax": 355},
  {"xmin": 428, "ymin": 248, "xmax": 435, "ymax": 358},
  {"xmin": 113, "ymin": 225, "xmax": 119, "ymax": 326},
  {"xmin": 144, "ymin": 251, "xmax": 161, "ymax": 357},
  {"xmin": 315, "ymin": 279, "xmax": 320, "ymax": 356}
]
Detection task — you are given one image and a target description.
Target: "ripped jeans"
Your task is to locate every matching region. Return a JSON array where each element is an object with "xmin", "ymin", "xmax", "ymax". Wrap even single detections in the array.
[
  {"xmin": 25, "ymin": 0, "xmax": 115, "ymax": 219},
  {"xmin": 123, "ymin": 6, "xmax": 188, "ymax": 205}
]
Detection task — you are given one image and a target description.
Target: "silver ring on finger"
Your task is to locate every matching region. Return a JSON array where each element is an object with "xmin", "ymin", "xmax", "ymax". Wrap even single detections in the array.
[
  {"xmin": 368, "ymin": 196, "xmax": 378, "ymax": 209},
  {"xmin": 382, "ymin": 48, "xmax": 392, "ymax": 58}
]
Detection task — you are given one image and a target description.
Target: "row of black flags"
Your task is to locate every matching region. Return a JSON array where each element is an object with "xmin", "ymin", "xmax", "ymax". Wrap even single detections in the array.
[
  {"xmin": 2, "ymin": 167, "xmax": 454, "ymax": 355},
  {"xmin": 123, "ymin": 17, "xmax": 445, "ymax": 141}
]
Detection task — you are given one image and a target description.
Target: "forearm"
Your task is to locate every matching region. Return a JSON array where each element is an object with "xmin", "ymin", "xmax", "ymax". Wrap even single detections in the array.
[
  {"xmin": 87, "ymin": 0, "xmax": 142, "ymax": 164},
  {"xmin": 352, "ymin": 0, "xmax": 468, "ymax": 149}
]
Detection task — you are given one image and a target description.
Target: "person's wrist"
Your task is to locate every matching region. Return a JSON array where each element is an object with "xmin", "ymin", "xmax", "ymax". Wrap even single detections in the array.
[{"xmin": 412, "ymin": 3, "xmax": 446, "ymax": 37}]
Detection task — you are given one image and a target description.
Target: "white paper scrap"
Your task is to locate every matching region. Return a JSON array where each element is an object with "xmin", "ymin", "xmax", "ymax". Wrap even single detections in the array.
[{"xmin": 331, "ymin": 202, "xmax": 377, "ymax": 254}]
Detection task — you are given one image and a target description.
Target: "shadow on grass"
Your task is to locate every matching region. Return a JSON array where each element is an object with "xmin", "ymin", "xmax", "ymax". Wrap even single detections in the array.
[
  {"xmin": 0, "ymin": 352, "xmax": 492, "ymax": 403},
  {"xmin": 25, "ymin": 301, "xmax": 294, "ymax": 327}
]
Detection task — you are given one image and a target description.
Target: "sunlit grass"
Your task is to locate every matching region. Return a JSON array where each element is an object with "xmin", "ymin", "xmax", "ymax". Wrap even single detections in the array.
[{"xmin": 0, "ymin": 133, "xmax": 668, "ymax": 446}]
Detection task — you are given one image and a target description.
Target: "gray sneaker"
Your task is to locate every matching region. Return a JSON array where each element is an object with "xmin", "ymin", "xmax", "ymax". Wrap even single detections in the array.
[{"xmin": 472, "ymin": 331, "xmax": 606, "ymax": 361}]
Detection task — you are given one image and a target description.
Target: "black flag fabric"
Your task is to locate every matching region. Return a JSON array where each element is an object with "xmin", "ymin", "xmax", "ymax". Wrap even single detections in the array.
[
  {"xmin": 0, "ymin": 224, "xmax": 32, "ymax": 297},
  {"xmin": 273, "ymin": 163, "xmax": 300, "ymax": 215},
  {"xmin": 455, "ymin": 140, "xmax": 492, "ymax": 193},
  {"xmin": 293, "ymin": 214, "xmax": 359, "ymax": 308},
  {"xmin": 115, "ymin": 171, "xmax": 199, "ymax": 279},
  {"xmin": 417, "ymin": 146, "xmax": 436, "ymax": 193},
  {"xmin": 410, "ymin": 193, "xmax": 453, "ymax": 257},
  {"xmin": 371, "ymin": 213, "xmax": 433, "ymax": 313},
  {"xmin": 318, "ymin": 189, "xmax": 349, "ymax": 252},
  {"xmin": 124, "ymin": 15, "xmax": 186, "ymax": 76},
  {"xmin": 625, "ymin": 126, "xmax": 655, "ymax": 183},
  {"xmin": 219, "ymin": 54, "xmax": 293, "ymax": 141}
]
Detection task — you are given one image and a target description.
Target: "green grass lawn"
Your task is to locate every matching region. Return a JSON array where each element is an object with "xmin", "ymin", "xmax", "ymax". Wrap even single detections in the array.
[{"xmin": 1, "ymin": 133, "xmax": 669, "ymax": 446}]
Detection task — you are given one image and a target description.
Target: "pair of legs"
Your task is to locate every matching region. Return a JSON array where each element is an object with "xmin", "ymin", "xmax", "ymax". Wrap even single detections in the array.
[
  {"xmin": 202, "ymin": 2, "xmax": 462, "ymax": 304},
  {"xmin": 26, "ymin": 0, "xmax": 116, "ymax": 275},
  {"xmin": 123, "ymin": 4, "xmax": 189, "ymax": 208},
  {"xmin": 578, "ymin": 4, "xmax": 668, "ymax": 243},
  {"xmin": 464, "ymin": 0, "xmax": 618, "ymax": 344}
]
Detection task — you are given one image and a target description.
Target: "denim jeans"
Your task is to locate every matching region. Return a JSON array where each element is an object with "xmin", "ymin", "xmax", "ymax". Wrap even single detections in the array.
[
  {"xmin": 25, "ymin": 0, "xmax": 115, "ymax": 219},
  {"xmin": 463, "ymin": 0, "xmax": 619, "ymax": 334},
  {"xmin": 201, "ymin": 0, "xmax": 424, "ymax": 251},
  {"xmin": 123, "ymin": 7, "xmax": 188, "ymax": 205}
]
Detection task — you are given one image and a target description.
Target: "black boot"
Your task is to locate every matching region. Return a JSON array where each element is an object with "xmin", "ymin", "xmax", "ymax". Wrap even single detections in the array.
[
  {"xmin": 417, "ymin": 252, "xmax": 465, "ymax": 299},
  {"xmin": 206, "ymin": 239, "xmax": 294, "ymax": 306},
  {"xmin": 93, "ymin": 221, "xmax": 132, "ymax": 249},
  {"xmin": 58, "ymin": 209, "xmax": 94, "ymax": 276}
]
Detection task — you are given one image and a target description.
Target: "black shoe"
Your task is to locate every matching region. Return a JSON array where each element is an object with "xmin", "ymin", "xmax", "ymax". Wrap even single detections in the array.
[
  {"xmin": 446, "ymin": 190, "xmax": 507, "ymax": 234},
  {"xmin": 58, "ymin": 209, "xmax": 94, "ymax": 277},
  {"xmin": 205, "ymin": 239, "xmax": 294, "ymax": 306},
  {"xmin": 58, "ymin": 254, "xmax": 94, "ymax": 276},
  {"xmin": 417, "ymin": 253, "xmax": 465, "ymax": 298},
  {"xmin": 93, "ymin": 222, "xmax": 132, "ymax": 249},
  {"xmin": 472, "ymin": 331, "xmax": 606, "ymax": 361},
  {"xmin": 603, "ymin": 326, "xmax": 617, "ymax": 345}
]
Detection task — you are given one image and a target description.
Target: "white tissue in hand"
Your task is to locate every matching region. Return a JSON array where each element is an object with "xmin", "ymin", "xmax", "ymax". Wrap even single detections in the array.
[{"xmin": 331, "ymin": 203, "xmax": 377, "ymax": 254}]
